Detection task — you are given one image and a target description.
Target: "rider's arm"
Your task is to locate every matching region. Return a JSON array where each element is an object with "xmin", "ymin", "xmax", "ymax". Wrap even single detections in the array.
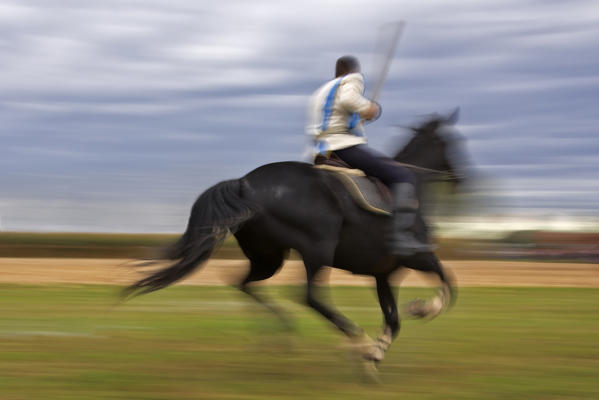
[{"xmin": 338, "ymin": 73, "xmax": 380, "ymax": 120}]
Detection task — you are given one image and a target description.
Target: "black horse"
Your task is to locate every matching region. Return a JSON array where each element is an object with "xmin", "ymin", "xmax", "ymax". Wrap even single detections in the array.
[{"xmin": 125, "ymin": 109, "xmax": 464, "ymax": 366}]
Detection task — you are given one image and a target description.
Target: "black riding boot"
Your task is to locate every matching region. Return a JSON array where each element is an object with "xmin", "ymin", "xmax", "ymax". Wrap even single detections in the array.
[{"xmin": 387, "ymin": 183, "xmax": 432, "ymax": 256}]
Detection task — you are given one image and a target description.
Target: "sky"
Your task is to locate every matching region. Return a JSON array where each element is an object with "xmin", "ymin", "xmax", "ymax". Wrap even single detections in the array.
[{"xmin": 1, "ymin": 0, "xmax": 598, "ymax": 232}]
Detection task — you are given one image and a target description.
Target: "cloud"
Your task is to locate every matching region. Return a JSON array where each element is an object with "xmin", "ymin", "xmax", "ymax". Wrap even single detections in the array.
[{"xmin": 1, "ymin": 0, "xmax": 598, "ymax": 231}]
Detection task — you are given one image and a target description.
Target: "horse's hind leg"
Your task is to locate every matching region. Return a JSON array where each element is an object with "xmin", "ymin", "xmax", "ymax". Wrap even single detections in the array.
[{"xmin": 235, "ymin": 248, "xmax": 293, "ymax": 331}]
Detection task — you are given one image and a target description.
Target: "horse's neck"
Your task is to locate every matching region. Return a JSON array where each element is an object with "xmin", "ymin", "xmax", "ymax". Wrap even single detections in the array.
[
  {"xmin": 394, "ymin": 139, "xmax": 428, "ymax": 168},
  {"xmin": 394, "ymin": 139, "xmax": 444, "ymax": 192}
]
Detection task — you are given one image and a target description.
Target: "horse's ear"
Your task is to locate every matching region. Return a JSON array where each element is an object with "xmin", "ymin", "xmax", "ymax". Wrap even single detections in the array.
[{"xmin": 445, "ymin": 107, "xmax": 460, "ymax": 125}]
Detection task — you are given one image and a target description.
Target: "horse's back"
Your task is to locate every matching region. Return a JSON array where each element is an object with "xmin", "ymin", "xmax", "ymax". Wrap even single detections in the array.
[
  {"xmin": 241, "ymin": 161, "xmax": 335, "ymax": 201},
  {"xmin": 242, "ymin": 161, "xmax": 319, "ymax": 183}
]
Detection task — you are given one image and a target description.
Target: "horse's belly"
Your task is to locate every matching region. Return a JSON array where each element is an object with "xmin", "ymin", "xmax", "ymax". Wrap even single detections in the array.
[{"xmin": 333, "ymin": 225, "xmax": 396, "ymax": 275}]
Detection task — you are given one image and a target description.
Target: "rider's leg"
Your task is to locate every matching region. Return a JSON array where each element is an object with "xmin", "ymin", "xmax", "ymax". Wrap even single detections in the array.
[
  {"xmin": 389, "ymin": 181, "xmax": 432, "ymax": 255},
  {"xmin": 333, "ymin": 145, "xmax": 431, "ymax": 256},
  {"xmin": 333, "ymin": 144, "xmax": 412, "ymax": 184}
]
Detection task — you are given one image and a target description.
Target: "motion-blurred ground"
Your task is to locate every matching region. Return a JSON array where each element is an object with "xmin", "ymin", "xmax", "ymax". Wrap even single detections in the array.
[
  {"xmin": 0, "ymin": 258, "xmax": 598, "ymax": 287},
  {"xmin": 1, "ymin": 285, "xmax": 597, "ymax": 399},
  {"xmin": 1, "ymin": 232, "xmax": 598, "ymax": 399}
]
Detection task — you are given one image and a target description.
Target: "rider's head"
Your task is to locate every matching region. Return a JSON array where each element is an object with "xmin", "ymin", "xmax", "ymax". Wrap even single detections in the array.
[{"xmin": 335, "ymin": 55, "xmax": 360, "ymax": 77}]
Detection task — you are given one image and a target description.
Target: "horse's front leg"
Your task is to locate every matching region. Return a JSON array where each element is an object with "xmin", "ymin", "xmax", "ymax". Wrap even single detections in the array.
[{"xmin": 370, "ymin": 275, "xmax": 399, "ymax": 363}]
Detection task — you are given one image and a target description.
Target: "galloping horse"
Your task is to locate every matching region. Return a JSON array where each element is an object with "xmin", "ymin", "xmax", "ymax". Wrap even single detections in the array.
[{"xmin": 125, "ymin": 109, "xmax": 464, "ymax": 366}]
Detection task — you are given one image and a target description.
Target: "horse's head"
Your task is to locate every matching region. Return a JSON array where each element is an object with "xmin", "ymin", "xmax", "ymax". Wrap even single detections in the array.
[{"xmin": 394, "ymin": 108, "xmax": 467, "ymax": 187}]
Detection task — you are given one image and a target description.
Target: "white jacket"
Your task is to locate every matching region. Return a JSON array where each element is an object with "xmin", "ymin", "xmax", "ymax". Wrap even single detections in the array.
[{"xmin": 306, "ymin": 73, "xmax": 374, "ymax": 157}]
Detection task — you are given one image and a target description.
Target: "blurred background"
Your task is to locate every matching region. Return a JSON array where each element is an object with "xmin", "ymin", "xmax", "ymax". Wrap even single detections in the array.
[
  {"xmin": 1, "ymin": 0, "xmax": 598, "ymax": 263},
  {"xmin": 1, "ymin": 0, "xmax": 598, "ymax": 238}
]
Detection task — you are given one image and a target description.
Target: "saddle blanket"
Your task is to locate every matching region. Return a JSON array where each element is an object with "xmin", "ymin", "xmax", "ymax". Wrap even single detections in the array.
[{"xmin": 314, "ymin": 165, "xmax": 392, "ymax": 215}]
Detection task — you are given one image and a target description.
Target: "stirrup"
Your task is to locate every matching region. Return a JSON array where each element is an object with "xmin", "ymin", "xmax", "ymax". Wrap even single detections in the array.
[{"xmin": 387, "ymin": 233, "xmax": 433, "ymax": 256}]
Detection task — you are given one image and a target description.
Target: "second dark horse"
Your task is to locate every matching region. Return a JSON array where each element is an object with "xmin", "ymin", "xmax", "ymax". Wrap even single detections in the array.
[{"xmin": 125, "ymin": 110, "xmax": 465, "ymax": 366}]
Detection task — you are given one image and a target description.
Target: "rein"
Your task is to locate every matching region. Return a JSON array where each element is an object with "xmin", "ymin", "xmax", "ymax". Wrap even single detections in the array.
[{"xmin": 396, "ymin": 162, "xmax": 457, "ymax": 180}]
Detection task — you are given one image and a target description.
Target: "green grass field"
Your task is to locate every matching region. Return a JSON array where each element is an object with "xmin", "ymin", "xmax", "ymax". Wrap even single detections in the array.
[{"xmin": 1, "ymin": 285, "xmax": 597, "ymax": 399}]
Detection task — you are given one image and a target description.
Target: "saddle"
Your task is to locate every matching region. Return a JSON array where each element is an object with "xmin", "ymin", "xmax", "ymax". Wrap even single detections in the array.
[{"xmin": 314, "ymin": 154, "xmax": 393, "ymax": 215}]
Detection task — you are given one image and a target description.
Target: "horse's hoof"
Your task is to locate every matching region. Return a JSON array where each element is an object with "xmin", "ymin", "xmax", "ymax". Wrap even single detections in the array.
[
  {"xmin": 364, "ymin": 346, "xmax": 385, "ymax": 363},
  {"xmin": 360, "ymin": 360, "xmax": 381, "ymax": 384},
  {"xmin": 346, "ymin": 333, "xmax": 376, "ymax": 355},
  {"xmin": 406, "ymin": 298, "xmax": 428, "ymax": 318}
]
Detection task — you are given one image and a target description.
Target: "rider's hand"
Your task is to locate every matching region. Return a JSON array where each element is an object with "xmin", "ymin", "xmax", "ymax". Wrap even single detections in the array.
[
  {"xmin": 364, "ymin": 102, "xmax": 381, "ymax": 121},
  {"xmin": 364, "ymin": 102, "xmax": 380, "ymax": 120}
]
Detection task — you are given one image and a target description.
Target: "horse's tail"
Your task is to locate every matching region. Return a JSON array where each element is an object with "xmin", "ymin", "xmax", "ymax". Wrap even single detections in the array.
[{"xmin": 122, "ymin": 178, "xmax": 258, "ymax": 299}]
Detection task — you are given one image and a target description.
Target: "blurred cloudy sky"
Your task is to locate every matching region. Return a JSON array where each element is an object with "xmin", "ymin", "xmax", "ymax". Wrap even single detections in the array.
[{"xmin": 1, "ymin": 0, "xmax": 598, "ymax": 232}]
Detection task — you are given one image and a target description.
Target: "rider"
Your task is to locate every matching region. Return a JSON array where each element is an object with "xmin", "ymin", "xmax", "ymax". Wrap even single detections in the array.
[{"xmin": 306, "ymin": 55, "xmax": 430, "ymax": 256}]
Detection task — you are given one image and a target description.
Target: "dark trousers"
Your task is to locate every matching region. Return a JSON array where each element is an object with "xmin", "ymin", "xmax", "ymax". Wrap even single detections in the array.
[{"xmin": 333, "ymin": 145, "xmax": 416, "ymax": 186}]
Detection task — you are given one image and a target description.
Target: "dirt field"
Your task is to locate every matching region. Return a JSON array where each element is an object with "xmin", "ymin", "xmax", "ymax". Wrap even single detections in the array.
[{"xmin": 0, "ymin": 257, "xmax": 597, "ymax": 287}]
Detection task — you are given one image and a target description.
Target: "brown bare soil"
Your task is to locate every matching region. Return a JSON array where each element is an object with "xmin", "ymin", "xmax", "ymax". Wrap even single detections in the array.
[{"xmin": 0, "ymin": 258, "xmax": 598, "ymax": 287}]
